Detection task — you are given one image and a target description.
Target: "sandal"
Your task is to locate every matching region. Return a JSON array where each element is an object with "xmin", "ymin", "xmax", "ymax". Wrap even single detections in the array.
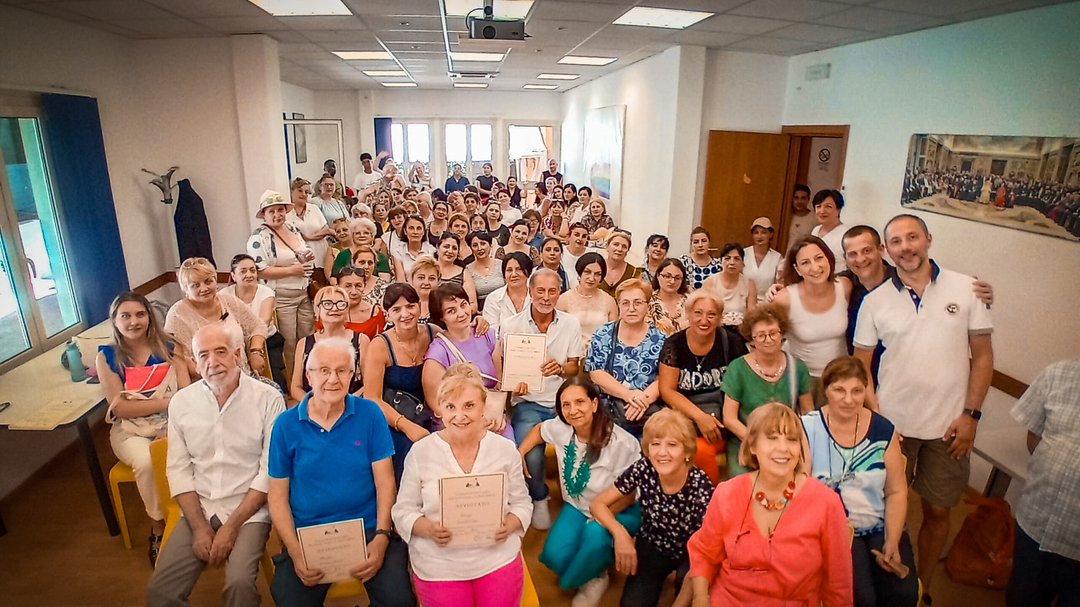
[{"xmin": 148, "ymin": 531, "xmax": 163, "ymax": 567}]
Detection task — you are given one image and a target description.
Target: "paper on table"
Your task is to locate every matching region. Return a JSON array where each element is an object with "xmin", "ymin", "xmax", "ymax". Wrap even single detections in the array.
[
  {"xmin": 501, "ymin": 333, "xmax": 546, "ymax": 392},
  {"xmin": 6, "ymin": 398, "xmax": 95, "ymax": 431},
  {"xmin": 297, "ymin": 518, "xmax": 367, "ymax": 584},
  {"xmin": 440, "ymin": 473, "xmax": 506, "ymax": 547}
]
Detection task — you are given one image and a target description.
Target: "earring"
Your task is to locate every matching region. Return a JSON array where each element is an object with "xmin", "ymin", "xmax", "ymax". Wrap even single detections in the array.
[{"xmin": 684, "ymin": 457, "xmax": 691, "ymax": 462}]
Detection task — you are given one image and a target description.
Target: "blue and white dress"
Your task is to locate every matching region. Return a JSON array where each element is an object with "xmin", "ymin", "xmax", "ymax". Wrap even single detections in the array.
[{"xmin": 802, "ymin": 409, "xmax": 893, "ymax": 535}]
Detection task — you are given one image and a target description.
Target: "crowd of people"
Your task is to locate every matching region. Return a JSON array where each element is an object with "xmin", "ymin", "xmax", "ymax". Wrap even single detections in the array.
[
  {"xmin": 902, "ymin": 167, "xmax": 1080, "ymax": 237},
  {"xmin": 94, "ymin": 156, "xmax": 1079, "ymax": 607}
]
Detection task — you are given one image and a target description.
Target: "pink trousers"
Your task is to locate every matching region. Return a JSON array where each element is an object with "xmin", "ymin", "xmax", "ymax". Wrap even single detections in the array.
[{"xmin": 412, "ymin": 554, "xmax": 524, "ymax": 607}]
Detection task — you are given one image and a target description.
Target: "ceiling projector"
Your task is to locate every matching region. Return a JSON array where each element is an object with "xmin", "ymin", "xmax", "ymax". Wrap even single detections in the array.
[{"xmin": 466, "ymin": 3, "xmax": 527, "ymax": 40}]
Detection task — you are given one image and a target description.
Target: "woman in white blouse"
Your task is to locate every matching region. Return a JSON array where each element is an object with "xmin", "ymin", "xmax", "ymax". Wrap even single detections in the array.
[
  {"xmin": 392, "ymin": 363, "xmax": 531, "ymax": 607},
  {"xmin": 743, "ymin": 216, "xmax": 783, "ymax": 303},
  {"xmin": 517, "ymin": 376, "xmax": 642, "ymax": 606}
]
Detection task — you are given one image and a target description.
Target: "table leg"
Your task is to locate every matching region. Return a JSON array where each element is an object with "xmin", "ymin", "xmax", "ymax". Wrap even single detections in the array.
[
  {"xmin": 76, "ymin": 417, "xmax": 120, "ymax": 536},
  {"xmin": 983, "ymin": 467, "xmax": 1012, "ymax": 498}
]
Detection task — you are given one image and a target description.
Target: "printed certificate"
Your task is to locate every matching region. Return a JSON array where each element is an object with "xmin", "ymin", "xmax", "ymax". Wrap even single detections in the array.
[
  {"xmin": 501, "ymin": 333, "xmax": 546, "ymax": 392},
  {"xmin": 297, "ymin": 518, "xmax": 367, "ymax": 583},
  {"xmin": 440, "ymin": 473, "xmax": 506, "ymax": 547}
]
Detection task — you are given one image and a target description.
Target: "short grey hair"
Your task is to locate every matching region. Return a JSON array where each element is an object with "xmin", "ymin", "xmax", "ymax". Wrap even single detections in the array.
[
  {"xmin": 305, "ymin": 336, "xmax": 357, "ymax": 373},
  {"xmin": 528, "ymin": 267, "xmax": 561, "ymax": 290},
  {"xmin": 352, "ymin": 217, "xmax": 376, "ymax": 234},
  {"xmin": 352, "ymin": 202, "xmax": 372, "ymax": 218},
  {"xmin": 683, "ymin": 288, "xmax": 723, "ymax": 317}
]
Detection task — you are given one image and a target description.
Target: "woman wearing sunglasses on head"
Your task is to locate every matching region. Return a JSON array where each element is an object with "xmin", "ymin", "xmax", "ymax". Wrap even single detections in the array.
[{"xmin": 290, "ymin": 286, "xmax": 367, "ymax": 404}]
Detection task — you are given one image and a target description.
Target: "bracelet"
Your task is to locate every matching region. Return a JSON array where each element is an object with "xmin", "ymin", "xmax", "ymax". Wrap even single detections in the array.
[
  {"xmin": 393, "ymin": 414, "xmax": 404, "ymax": 430},
  {"xmin": 249, "ymin": 348, "xmax": 265, "ymax": 355}
]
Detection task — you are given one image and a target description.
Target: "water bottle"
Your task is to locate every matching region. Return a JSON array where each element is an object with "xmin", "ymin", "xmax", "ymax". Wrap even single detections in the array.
[{"xmin": 66, "ymin": 339, "xmax": 86, "ymax": 382}]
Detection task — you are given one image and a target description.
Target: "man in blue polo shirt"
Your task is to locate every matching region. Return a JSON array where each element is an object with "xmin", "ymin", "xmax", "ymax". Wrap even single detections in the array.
[
  {"xmin": 267, "ymin": 337, "xmax": 414, "ymax": 607},
  {"xmin": 854, "ymin": 214, "xmax": 994, "ymax": 605},
  {"xmin": 444, "ymin": 163, "xmax": 469, "ymax": 193}
]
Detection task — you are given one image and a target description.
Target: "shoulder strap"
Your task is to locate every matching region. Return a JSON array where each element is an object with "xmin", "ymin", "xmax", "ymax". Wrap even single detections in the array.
[
  {"xmin": 605, "ymin": 321, "xmax": 620, "ymax": 374},
  {"xmin": 379, "ymin": 333, "xmax": 397, "ymax": 366},
  {"xmin": 435, "ymin": 332, "xmax": 500, "ymax": 383}
]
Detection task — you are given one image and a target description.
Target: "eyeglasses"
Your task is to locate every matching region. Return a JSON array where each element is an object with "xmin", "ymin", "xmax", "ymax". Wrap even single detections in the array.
[
  {"xmin": 752, "ymin": 330, "xmax": 783, "ymax": 342},
  {"xmin": 312, "ymin": 367, "xmax": 353, "ymax": 379},
  {"xmin": 658, "ymin": 273, "xmax": 682, "ymax": 281},
  {"xmin": 318, "ymin": 300, "xmax": 349, "ymax": 311},
  {"xmin": 619, "ymin": 299, "xmax": 648, "ymax": 308}
]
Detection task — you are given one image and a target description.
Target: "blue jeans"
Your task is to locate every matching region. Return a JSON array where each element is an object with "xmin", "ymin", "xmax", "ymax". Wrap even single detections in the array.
[
  {"xmin": 1007, "ymin": 524, "xmax": 1080, "ymax": 607},
  {"xmin": 511, "ymin": 400, "xmax": 556, "ymax": 502},
  {"xmin": 540, "ymin": 503, "xmax": 642, "ymax": 589}
]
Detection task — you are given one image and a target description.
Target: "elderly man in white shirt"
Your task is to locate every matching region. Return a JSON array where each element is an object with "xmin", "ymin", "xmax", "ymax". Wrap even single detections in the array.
[
  {"xmin": 147, "ymin": 323, "xmax": 286, "ymax": 607},
  {"xmin": 502, "ymin": 268, "xmax": 582, "ymax": 530}
]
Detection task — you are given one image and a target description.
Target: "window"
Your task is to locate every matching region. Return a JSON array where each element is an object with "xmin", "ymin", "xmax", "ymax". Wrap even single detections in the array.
[
  {"xmin": 0, "ymin": 115, "xmax": 81, "ymax": 368},
  {"xmin": 389, "ymin": 122, "xmax": 431, "ymax": 188},
  {"xmin": 445, "ymin": 122, "xmax": 493, "ymax": 182},
  {"xmin": 508, "ymin": 124, "xmax": 555, "ymax": 186}
]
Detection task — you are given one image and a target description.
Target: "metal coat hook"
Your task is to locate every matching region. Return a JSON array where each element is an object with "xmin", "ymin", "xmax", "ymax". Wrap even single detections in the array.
[{"xmin": 141, "ymin": 166, "xmax": 179, "ymax": 204}]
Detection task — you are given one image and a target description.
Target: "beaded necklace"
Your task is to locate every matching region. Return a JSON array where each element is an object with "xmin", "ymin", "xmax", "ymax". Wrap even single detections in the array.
[{"xmin": 563, "ymin": 441, "xmax": 592, "ymax": 498}]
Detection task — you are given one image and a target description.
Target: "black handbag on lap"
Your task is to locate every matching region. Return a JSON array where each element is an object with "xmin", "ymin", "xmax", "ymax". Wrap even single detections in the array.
[
  {"xmin": 383, "ymin": 386, "xmax": 434, "ymax": 429},
  {"xmin": 603, "ymin": 322, "xmax": 664, "ymax": 434}
]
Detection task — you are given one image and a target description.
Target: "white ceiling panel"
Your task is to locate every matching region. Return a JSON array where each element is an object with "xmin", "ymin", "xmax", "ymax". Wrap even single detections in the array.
[
  {"xmin": 341, "ymin": 0, "xmax": 438, "ymax": 14},
  {"xmin": 269, "ymin": 30, "xmax": 313, "ymax": 42},
  {"xmin": 377, "ymin": 29, "xmax": 451, "ymax": 43},
  {"xmin": 639, "ymin": 0, "xmax": 746, "ymax": 11},
  {"xmin": 669, "ymin": 30, "xmax": 747, "ymax": 47},
  {"xmin": 725, "ymin": 35, "xmax": 821, "ymax": 53},
  {"xmin": 18, "ymin": 2, "xmax": 93, "ymax": 21},
  {"xmin": 953, "ymin": 0, "xmax": 1056, "ymax": 20},
  {"xmin": 767, "ymin": 22, "xmax": 866, "ymax": 42},
  {"xmin": 197, "ymin": 15, "xmax": 291, "ymax": 32},
  {"xmin": 525, "ymin": 18, "xmax": 604, "ymax": 40},
  {"xmin": 693, "ymin": 14, "xmax": 793, "ymax": 35},
  {"xmin": 113, "ymin": 17, "xmax": 219, "ymax": 37},
  {"xmin": 868, "ymin": 0, "xmax": 1016, "ymax": 16},
  {"xmin": 280, "ymin": 15, "xmax": 368, "ymax": 30},
  {"xmin": 592, "ymin": 23, "xmax": 683, "ymax": 43},
  {"xmin": 530, "ymin": 1, "xmax": 627, "ymax": 23},
  {"xmin": 143, "ymin": 0, "xmax": 269, "ymax": 19},
  {"xmin": 52, "ymin": 0, "xmax": 176, "ymax": 21},
  {"xmin": 730, "ymin": 0, "xmax": 851, "ymax": 21},
  {"xmin": 307, "ymin": 29, "xmax": 378, "ymax": 42}
]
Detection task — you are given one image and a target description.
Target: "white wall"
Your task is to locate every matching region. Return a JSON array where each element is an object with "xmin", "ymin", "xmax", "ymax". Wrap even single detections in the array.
[
  {"xmin": 695, "ymin": 51, "xmax": 789, "ymax": 216},
  {"xmin": 561, "ymin": 46, "xmax": 707, "ymax": 261}
]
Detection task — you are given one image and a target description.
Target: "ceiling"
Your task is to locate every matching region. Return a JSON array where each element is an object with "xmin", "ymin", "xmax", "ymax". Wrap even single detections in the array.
[{"xmin": 3, "ymin": 0, "xmax": 1072, "ymax": 92}]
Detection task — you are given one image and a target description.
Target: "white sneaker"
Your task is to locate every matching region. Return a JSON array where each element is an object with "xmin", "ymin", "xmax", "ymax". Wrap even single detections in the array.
[
  {"xmin": 531, "ymin": 498, "xmax": 552, "ymax": 530},
  {"xmin": 571, "ymin": 571, "xmax": 610, "ymax": 607}
]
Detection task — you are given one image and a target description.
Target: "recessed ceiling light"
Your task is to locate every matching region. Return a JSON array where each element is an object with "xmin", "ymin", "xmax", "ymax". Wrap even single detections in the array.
[
  {"xmin": 454, "ymin": 82, "xmax": 489, "ymax": 88},
  {"xmin": 248, "ymin": 0, "xmax": 351, "ymax": 16},
  {"xmin": 450, "ymin": 51, "xmax": 505, "ymax": 62},
  {"xmin": 523, "ymin": 84, "xmax": 558, "ymax": 90},
  {"xmin": 558, "ymin": 55, "xmax": 617, "ymax": 66},
  {"xmin": 536, "ymin": 73, "xmax": 580, "ymax": 80},
  {"xmin": 381, "ymin": 82, "xmax": 418, "ymax": 88},
  {"xmin": 334, "ymin": 51, "xmax": 393, "ymax": 60},
  {"xmin": 613, "ymin": 6, "xmax": 713, "ymax": 29},
  {"xmin": 363, "ymin": 70, "xmax": 409, "ymax": 77},
  {"xmin": 444, "ymin": 0, "xmax": 533, "ymax": 19}
]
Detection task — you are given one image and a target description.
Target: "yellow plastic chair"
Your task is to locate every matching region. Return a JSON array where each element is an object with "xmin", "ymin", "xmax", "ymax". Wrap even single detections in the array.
[
  {"xmin": 108, "ymin": 462, "xmax": 136, "ymax": 549},
  {"xmin": 521, "ymin": 559, "xmax": 540, "ymax": 607},
  {"xmin": 260, "ymin": 528, "xmax": 367, "ymax": 601},
  {"xmin": 149, "ymin": 438, "xmax": 182, "ymax": 553}
]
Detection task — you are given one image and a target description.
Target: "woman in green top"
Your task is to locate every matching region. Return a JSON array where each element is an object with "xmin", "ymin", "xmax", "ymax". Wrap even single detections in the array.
[
  {"xmin": 333, "ymin": 218, "xmax": 393, "ymax": 280},
  {"xmin": 721, "ymin": 303, "xmax": 814, "ymax": 474}
]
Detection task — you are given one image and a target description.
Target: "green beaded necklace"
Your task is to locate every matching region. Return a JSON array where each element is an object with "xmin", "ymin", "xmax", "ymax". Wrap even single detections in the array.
[{"xmin": 563, "ymin": 440, "xmax": 592, "ymax": 498}]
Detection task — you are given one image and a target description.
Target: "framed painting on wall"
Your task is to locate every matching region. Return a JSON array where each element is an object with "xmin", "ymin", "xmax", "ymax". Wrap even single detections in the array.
[
  {"xmin": 583, "ymin": 105, "xmax": 625, "ymax": 205},
  {"xmin": 292, "ymin": 112, "xmax": 307, "ymax": 164},
  {"xmin": 902, "ymin": 134, "xmax": 1080, "ymax": 242}
]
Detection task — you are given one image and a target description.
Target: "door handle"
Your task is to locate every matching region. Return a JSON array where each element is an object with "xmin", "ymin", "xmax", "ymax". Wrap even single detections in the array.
[{"xmin": 24, "ymin": 257, "xmax": 36, "ymax": 279}]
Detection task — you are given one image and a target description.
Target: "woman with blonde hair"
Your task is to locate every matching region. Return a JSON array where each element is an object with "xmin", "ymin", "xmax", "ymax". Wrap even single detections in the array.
[
  {"xmin": 393, "ymin": 363, "xmax": 531, "ymax": 607},
  {"xmin": 591, "ymin": 409, "xmax": 714, "ymax": 607},
  {"xmin": 288, "ymin": 177, "xmax": 333, "ymax": 289},
  {"xmin": 687, "ymin": 403, "xmax": 852, "ymax": 606},
  {"xmin": 165, "ymin": 257, "xmax": 268, "ymax": 377},
  {"xmin": 97, "ymin": 291, "xmax": 192, "ymax": 565},
  {"xmin": 289, "ymin": 286, "xmax": 367, "ymax": 404},
  {"xmin": 599, "ymin": 231, "xmax": 641, "ymax": 295}
]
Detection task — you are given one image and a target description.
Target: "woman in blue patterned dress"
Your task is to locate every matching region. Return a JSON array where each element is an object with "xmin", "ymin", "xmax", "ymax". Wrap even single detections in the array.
[
  {"xmin": 586, "ymin": 279, "xmax": 667, "ymax": 437},
  {"xmin": 802, "ymin": 355, "xmax": 918, "ymax": 607}
]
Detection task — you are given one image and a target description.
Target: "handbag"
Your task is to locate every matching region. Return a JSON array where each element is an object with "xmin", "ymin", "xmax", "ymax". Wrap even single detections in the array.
[
  {"xmin": 684, "ymin": 327, "xmax": 730, "ymax": 420},
  {"xmin": 945, "ymin": 497, "xmax": 1015, "ymax": 588},
  {"xmin": 106, "ymin": 363, "xmax": 176, "ymax": 438},
  {"xmin": 378, "ymin": 333, "xmax": 435, "ymax": 429},
  {"xmin": 602, "ymin": 322, "xmax": 662, "ymax": 434}
]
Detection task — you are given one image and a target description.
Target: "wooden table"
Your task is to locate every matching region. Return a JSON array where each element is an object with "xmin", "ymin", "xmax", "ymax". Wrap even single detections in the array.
[
  {"xmin": 972, "ymin": 425, "xmax": 1030, "ymax": 498},
  {"xmin": 0, "ymin": 322, "xmax": 119, "ymax": 537}
]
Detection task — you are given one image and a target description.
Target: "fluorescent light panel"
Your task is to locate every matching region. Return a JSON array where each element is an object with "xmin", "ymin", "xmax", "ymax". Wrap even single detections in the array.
[
  {"xmin": 523, "ymin": 84, "xmax": 558, "ymax": 90},
  {"xmin": 536, "ymin": 73, "xmax": 580, "ymax": 80},
  {"xmin": 613, "ymin": 6, "xmax": 714, "ymax": 29},
  {"xmin": 334, "ymin": 51, "xmax": 393, "ymax": 60},
  {"xmin": 454, "ymin": 82, "xmax": 489, "ymax": 88},
  {"xmin": 444, "ymin": 0, "xmax": 533, "ymax": 19},
  {"xmin": 558, "ymin": 55, "xmax": 617, "ymax": 66},
  {"xmin": 382, "ymin": 82, "xmax": 417, "ymax": 88},
  {"xmin": 248, "ymin": 0, "xmax": 351, "ymax": 16},
  {"xmin": 450, "ymin": 51, "xmax": 505, "ymax": 62},
  {"xmin": 363, "ymin": 70, "xmax": 409, "ymax": 77}
]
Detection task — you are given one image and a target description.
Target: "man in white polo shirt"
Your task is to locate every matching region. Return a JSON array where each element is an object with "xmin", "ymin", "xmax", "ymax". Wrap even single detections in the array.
[
  {"xmin": 502, "ymin": 268, "xmax": 582, "ymax": 531},
  {"xmin": 854, "ymin": 214, "xmax": 993, "ymax": 604}
]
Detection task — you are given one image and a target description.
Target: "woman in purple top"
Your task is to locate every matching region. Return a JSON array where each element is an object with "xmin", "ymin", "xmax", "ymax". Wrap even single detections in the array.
[{"xmin": 421, "ymin": 282, "xmax": 513, "ymax": 439}]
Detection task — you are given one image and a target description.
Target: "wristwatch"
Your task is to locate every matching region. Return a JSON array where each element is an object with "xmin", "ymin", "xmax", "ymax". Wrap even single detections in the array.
[
  {"xmin": 963, "ymin": 408, "xmax": 982, "ymax": 420},
  {"xmin": 372, "ymin": 528, "xmax": 393, "ymax": 540}
]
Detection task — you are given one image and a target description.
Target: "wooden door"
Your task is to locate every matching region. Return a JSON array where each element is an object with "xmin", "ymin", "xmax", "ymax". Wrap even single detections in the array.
[{"xmin": 700, "ymin": 131, "xmax": 792, "ymax": 250}]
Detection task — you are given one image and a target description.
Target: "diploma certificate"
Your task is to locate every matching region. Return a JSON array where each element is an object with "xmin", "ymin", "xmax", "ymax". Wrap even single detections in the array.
[
  {"xmin": 440, "ymin": 473, "xmax": 506, "ymax": 547},
  {"xmin": 501, "ymin": 333, "xmax": 546, "ymax": 392},
  {"xmin": 297, "ymin": 518, "xmax": 367, "ymax": 584}
]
